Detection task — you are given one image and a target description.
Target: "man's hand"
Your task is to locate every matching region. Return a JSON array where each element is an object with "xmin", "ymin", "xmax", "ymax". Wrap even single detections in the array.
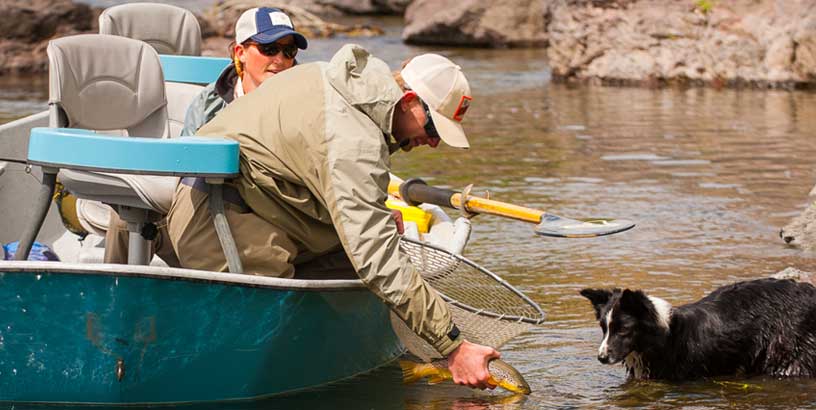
[
  {"xmin": 447, "ymin": 340, "xmax": 501, "ymax": 389},
  {"xmin": 391, "ymin": 209, "xmax": 404, "ymax": 234}
]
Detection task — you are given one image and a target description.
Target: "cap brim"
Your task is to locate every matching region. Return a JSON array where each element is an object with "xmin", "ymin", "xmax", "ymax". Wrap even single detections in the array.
[
  {"xmin": 428, "ymin": 110, "xmax": 470, "ymax": 149},
  {"xmin": 251, "ymin": 30, "xmax": 308, "ymax": 49}
]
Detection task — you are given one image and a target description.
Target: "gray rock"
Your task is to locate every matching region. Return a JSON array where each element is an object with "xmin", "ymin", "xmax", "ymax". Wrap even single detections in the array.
[
  {"xmin": 198, "ymin": 0, "xmax": 384, "ymax": 57},
  {"xmin": 402, "ymin": 0, "xmax": 549, "ymax": 48},
  {"xmin": 771, "ymin": 267, "xmax": 816, "ymax": 285},
  {"xmin": 317, "ymin": 0, "xmax": 411, "ymax": 15},
  {"xmin": 0, "ymin": 0, "xmax": 99, "ymax": 75},
  {"xmin": 780, "ymin": 196, "xmax": 816, "ymax": 251},
  {"xmin": 547, "ymin": 0, "xmax": 816, "ymax": 87}
]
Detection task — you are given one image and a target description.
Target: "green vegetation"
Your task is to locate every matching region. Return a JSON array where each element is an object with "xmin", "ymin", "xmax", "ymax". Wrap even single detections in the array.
[{"xmin": 695, "ymin": 0, "xmax": 715, "ymax": 15}]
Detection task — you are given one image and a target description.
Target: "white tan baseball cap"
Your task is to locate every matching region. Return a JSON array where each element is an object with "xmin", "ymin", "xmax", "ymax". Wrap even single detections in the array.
[{"xmin": 401, "ymin": 54, "xmax": 473, "ymax": 148}]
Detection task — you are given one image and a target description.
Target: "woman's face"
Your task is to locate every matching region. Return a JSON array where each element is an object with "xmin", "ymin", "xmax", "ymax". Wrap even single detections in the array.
[{"xmin": 235, "ymin": 35, "xmax": 297, "ymax": 94}]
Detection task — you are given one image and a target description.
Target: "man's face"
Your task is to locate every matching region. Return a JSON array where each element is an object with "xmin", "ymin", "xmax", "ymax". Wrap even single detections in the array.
[
  {"xmin": 236, "ymin": 35, "xmax": 297, "ymax": 94},
  {"xmin": 396, "ymin": 96, "xmax": 442, "ymax": 152}
]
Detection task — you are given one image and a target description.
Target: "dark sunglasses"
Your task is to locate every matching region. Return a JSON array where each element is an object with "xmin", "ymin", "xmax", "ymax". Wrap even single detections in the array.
[
  {"xmin": 250, "ymin": 42, "xmax": 298, "ymax": 59},
  {"xmin": 419, "ymin": 100, "xmax": 440, "ymax": 140}
]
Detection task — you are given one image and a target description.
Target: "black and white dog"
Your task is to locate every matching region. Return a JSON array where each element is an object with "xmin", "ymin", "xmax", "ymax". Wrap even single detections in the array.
[{"xmin": 580, "ymin": 278, "xmax": 816, "ymax": 380}]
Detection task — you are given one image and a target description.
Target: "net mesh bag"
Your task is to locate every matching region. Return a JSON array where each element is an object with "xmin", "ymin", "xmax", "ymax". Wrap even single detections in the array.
[{"xmin": 393, "ymin": 238, "xmax": 546, "ymax": 361}]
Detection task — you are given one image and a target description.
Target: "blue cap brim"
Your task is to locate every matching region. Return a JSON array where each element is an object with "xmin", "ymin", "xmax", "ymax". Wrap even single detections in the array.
[{"xmin": 251, "ymin": 30, "xmax": 308, "ymax": 49}]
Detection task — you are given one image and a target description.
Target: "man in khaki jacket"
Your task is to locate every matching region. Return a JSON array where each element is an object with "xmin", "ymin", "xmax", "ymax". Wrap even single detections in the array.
[{"xmin": 166, "ymin": 44, "xmax": 498, "ymax": 388}]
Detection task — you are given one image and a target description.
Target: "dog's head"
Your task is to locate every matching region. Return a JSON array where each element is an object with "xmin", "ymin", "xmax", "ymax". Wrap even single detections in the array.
[{"xmin": 580, "ymin": 288, "xmax": 672, "ymax": 365}]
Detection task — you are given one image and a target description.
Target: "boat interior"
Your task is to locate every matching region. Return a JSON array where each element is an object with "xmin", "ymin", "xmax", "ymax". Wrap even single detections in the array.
[{"xmin": 0, "ymin": 2, "xmax": 471, "ymax": 279}]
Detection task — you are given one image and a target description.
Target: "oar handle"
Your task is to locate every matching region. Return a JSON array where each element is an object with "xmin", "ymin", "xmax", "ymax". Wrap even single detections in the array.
[{"xmin": 389, "ymin": 178, "xmax": 543, "ymax": 223}]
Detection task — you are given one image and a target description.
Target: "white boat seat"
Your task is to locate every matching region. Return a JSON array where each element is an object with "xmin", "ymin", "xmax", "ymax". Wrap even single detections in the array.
[
  {"xmin": 23, "ymin": 126, "xmax": 242, "ymax": 272},
  {"xmin": 98, "ymin": 3, "xmax": 202, "ymax": 56},
  {"xmin": 46, "ymin": 34, "xmax": 176, "ymax": 265},
  {"xmin": 59, "ymin": 173, "xmax": 179, "ymax": 215},
  {"xmin": 166, "ymin": 82, "xmax": 204, "ymax": 138},
  {"xmin": 48, "ymin": 34, "xmax": 172, "ymax": 214},
  {"xmin": 48, "ymin": 35, "xmax": 168, "ymax": 136},
  {"xmin": 81, "ymin": 5, "xmax": 209, "ymax": 235}
]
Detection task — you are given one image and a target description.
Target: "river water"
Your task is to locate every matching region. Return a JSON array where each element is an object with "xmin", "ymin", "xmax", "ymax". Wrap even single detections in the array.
[{"xmin": 4, "ymin": 6, "xmax": 816, "ymax": 409}]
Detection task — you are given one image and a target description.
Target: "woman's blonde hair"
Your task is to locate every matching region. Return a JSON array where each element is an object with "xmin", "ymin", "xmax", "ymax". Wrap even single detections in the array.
[{"xmin": 229, "ymin": 41, "xmax": 244, "ymax": 78}]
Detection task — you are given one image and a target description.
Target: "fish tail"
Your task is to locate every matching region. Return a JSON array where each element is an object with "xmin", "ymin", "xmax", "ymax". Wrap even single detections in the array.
[{"xmin": 399, "ymin": 360, "xmax": 423, "ymax": 384}]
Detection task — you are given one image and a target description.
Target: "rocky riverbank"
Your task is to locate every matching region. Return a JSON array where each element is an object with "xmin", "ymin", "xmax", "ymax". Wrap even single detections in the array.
[
  {"xmin": 546, "ymin": 0, "xmax": 816, "ymax": 89},
  {"xmin": 403, "ymin": 0, "xmax": 816, "ymax": 89},
  {"xmin": 3, "ymin": 0, "xmax": 816, "ymax": 89},
  {"xmin": 0, "ymin": 0, "xmax": 385, "ymax": 75}
]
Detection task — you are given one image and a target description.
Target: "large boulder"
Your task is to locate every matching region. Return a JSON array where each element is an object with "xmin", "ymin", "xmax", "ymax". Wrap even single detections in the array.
[
  {"xmin": 547, "ymin": 0, "xmax": 816, "ymax": 87},
  {"xmin": 0, "ymin": 0, "xmax": 98, "ymax": 75},
  {"xmin": 199, "ymin": 0, "xmax": 384, "ymax": 56},
  {"xmin": 402, "ymin": 0, "xmax": 549, "ymax": 48}
]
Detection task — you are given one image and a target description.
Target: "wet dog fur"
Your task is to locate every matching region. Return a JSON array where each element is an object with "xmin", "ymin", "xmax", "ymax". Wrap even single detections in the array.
[{"xmin": 580, "ymin": 278, "xmax": 816, "ymax": 380}]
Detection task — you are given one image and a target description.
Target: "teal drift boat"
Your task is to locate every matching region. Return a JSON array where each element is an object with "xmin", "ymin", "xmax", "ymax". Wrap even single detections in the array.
[
  {"xmin": 0, "ymin": 262, "xmax": 403, "ymax": 403},
  {"xmin": 0, "ymin": 3, "xmax": 473, "ymax": 404}
]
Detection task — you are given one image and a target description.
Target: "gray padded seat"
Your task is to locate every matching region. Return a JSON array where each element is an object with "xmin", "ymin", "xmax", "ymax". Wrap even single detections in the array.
[
  {"xmin": 98, "ymin": 3, "xmax": 205, "ymax": 139},
  {"xmin": 166, "ymin": 82, "xmax": 204, "ymax": 137},
  {"xmin": 98, "ymin": 3, "xmax": 202, "ymax": 56},
  {"xmin": 48, "ymin": 34, "xmax": 178, "ymax": 264}
]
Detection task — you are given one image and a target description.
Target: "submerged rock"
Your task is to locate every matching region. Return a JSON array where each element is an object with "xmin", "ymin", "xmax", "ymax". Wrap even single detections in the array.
[
  {"xmin": 780, "ymin": 193, "xmax": 816, "ymax": 251},
  {"xmin": 771, "ymin": 267, "xmax": 816, "ymax": 286}
]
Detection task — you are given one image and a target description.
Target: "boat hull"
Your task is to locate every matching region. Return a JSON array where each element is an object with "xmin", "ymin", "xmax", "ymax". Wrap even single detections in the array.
[{"xmin": 0, "ymin": 263, "xmax": 403, "ymax": 404}]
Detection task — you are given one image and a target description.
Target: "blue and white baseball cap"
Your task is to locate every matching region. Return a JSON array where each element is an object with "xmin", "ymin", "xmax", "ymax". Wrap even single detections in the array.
[{"xmin": 235, "ymin": 7, "xmax": 308, "ymax": 49}]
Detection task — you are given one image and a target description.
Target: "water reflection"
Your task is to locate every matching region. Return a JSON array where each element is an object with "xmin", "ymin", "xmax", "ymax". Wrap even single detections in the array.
[{"xmin": 398, "ymin": 82, "xmax": 816, "ymax": 408}]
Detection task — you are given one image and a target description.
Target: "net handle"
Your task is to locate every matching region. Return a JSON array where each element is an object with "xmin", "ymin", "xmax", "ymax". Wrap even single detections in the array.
[{"xmin": 400, "ymin": 237, "xmax": 546, "ymax": 325}]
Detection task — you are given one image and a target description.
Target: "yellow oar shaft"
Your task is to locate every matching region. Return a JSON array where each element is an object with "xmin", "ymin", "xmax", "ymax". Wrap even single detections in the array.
[
  {"xmin": 449, "ymin": 193, "xmax": 543, "ymax": 223},
  {"xmin": 388, "ymin": 180, "xmax": 543, "ymax": 223}
]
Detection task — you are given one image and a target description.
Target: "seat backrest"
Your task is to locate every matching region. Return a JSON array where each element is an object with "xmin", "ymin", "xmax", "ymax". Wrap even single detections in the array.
[
  {"xmin": 166, "ymin": 82, "xmax": 204, "ymax": 137},
  {"xmin": 160, "ymin": 55, "xmax": 232, "ymax": 137},
  {"xmin": 98, "ymin": 3, "xmax": 202, "ymax": 56},
  {"xmin": 47, "ymin": 34, "xmax": 168, "ymax": 137}
]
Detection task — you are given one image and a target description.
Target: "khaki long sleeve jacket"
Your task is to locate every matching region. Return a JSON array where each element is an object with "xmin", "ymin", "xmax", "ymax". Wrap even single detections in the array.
[{"xmin": 196, "ymin": 44, "xmax": 461, "ymax": 356}]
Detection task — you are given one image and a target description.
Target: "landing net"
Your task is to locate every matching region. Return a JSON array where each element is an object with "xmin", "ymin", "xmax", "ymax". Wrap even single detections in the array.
[{"xmin": 393, "ymin": 238, "xmax": 546, "ymax": 361}]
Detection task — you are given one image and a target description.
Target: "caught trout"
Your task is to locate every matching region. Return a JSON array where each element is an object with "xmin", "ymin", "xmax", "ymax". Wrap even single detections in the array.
[{"xmin": 399, "ymin": 358, "xmax": 531, "ymax": 395}]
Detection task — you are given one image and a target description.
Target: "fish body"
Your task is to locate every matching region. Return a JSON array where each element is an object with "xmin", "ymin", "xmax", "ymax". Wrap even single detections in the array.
[{"xmin": 399, "ymin": 358, "xmax": 531, "ymax": 395}]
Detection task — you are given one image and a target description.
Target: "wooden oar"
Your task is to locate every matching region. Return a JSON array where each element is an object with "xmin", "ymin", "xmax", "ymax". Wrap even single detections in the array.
[{"xmin": 388, "ymin": 178, "xmax": 635, "ymax": 238}]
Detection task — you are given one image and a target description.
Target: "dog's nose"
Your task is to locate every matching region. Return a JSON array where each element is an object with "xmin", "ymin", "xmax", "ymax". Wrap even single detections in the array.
[
  {"xmin": 598, "ymin": 353, "xmax": 609, "ymax": 364},
  {"xmin": 782, "ymin": 234, "xmax": 794, "ymax": 244}
]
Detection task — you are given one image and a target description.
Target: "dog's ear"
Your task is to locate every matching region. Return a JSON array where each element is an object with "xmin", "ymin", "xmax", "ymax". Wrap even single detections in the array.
[
  {"xmin": 619, "ymin": 289, "xmax": 651, "ymax": 318},
  {"xmin": 580, "ymin": 288, "xmax": 613, "ymax": 319}
]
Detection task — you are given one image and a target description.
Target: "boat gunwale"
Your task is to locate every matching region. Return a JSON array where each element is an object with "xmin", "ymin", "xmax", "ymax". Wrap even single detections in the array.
[{"xmin": 0, "ymin": 261, "xmax": 368, "ymax": 291}]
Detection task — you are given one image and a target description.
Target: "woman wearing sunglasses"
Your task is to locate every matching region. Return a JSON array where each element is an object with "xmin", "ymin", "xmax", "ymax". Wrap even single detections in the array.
[{"xmin": 180, "ymin": 7, "xmax": 308, "ymax": 137}]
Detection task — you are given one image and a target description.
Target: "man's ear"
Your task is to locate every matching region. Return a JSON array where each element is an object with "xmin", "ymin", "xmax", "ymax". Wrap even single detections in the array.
[
  {"xmin": 580, "ymin": 288, "xmax": 613, "ymax": 320},
  {"xmin": 398, "ymin": 91, "xmax": 418, "ymax": 112}
]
